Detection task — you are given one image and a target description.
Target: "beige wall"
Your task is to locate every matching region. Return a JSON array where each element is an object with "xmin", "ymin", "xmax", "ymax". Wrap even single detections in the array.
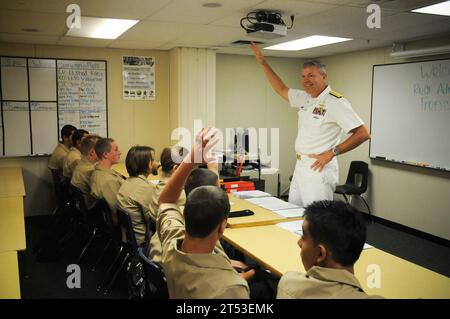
[
  {"xmin": 216, "ymin": 53, "xmax": 301, "ymax": 196},
  {"xmin": 321, "ymin": 38, "xmax": 450, "ymax": 240},
  {"xmin": 0, "ymin": 42, "xmax": 171, "ymax": 216}
]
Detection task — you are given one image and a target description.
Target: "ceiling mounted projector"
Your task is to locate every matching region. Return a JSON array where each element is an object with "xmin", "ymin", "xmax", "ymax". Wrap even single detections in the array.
[{"xmin": 240, "ymin": 11, "xmax": 293, "ymax": 39}]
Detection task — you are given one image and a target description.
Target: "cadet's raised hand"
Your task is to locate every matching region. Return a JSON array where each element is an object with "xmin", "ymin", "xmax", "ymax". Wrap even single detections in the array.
[
  {"xmin": 250, "ymin": 42, "xmax": 265, "ymax": 65},
  {"xmin": 188, "ymin": 127, "xmax": 219, "ymax": 165}
]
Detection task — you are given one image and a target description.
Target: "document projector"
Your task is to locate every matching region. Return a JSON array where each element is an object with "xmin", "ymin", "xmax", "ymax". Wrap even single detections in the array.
[{"xmin": 240, "ymin": 11, "xmax": 289, "ymax": 39}]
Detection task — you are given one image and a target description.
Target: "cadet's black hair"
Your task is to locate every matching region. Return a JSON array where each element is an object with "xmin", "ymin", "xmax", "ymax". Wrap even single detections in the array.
[
  {"xmin": 125, "ymin": 145, "xmax": 154, "ymax": 177},
  {"xmin": 184, "ymin": 168, "xmax": 218, "ymax": 197},
  {"xmin": 184, "ymin": 185, "xmax": 230, "ymax": 238},
  {"xmin": 72, "ymin": 129, "xmax": 89, "ymax": 148},
  {"xmin": 160, "ymin": 146, "xmax": 189, "ymax": 174},
  {"xmin": 61, "ymin": 124, "xmax": 77, "ymax": 139},
  {"xmin": 304, "ymin": 200, "xmax": 366, "ymax": 266}
]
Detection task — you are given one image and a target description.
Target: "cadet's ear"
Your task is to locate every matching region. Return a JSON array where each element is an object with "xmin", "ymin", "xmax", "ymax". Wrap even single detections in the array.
[
  {"xmin": 218, "ymin": 219, "xmax": 227, "ymax": 237},
  {"xmin": 316, "ymin": 244, "xmax": 328, "ymax": 266}
]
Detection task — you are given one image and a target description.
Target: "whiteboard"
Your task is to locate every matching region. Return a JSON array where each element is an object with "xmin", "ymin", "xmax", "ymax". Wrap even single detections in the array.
[
  {"xmin": 3, "ymin": 102, "xmax": 31, "ymax": 156},
  {"xmin": 0, "ymin": 57, "xmax": 107, "ymax": 157},
  {"xmin": 370, "ymin": 59, "xmax": 450, "ymax": 171}
]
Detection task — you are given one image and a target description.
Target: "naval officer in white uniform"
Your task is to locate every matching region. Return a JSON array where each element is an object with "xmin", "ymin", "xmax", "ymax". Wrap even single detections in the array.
[{"xmin": 251, "ymin": 43, "xmax": 370, "ymax": 207}]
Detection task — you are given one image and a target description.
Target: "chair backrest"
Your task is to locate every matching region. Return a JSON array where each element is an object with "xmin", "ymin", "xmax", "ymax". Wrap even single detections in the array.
[
  {"xmin": 98, "ymin": 199, "xmax": 117, "ymax": 236},
  {"xmin": 49, "ymin": 168, "xmax": 70, "ymax": 204},
  {"xmin": 138, "ymin": 247, "xmax": 169, "ymax": 299},
  {"xmin": 116, "ymin": 207, "xmax": 140, "ymax": 257},
  {"xmin": 345, "ymin": 161, "xmax": 369, "ymax": 193},
  {"xmin": 69, "ymin": 184, "xmax": 88, "ymax": 213}
]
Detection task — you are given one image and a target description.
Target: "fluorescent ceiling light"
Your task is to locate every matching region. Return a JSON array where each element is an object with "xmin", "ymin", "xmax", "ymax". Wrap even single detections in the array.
[
  {"xmin": 66, "ymin": 17, "xmax": 139, "ymax": 39},
  {"xmin": 265, "ymin": 35, "xmax": 352, "ymax": 51},
  {"xmin": 411, "ymin": 1, "xmax": 450, "ymax": 16}
]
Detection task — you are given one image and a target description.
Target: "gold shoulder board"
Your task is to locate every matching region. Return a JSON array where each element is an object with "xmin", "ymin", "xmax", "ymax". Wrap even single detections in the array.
[{"xmin": 330, "ymin": 91, "xmax": 343, "ymax": 98}]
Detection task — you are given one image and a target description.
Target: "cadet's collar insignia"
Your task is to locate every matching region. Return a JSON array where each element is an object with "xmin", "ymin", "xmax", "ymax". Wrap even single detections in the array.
[
  {"xmin": 312, "ymin": 102, "xmax": 326, "ymax": 116},
  {"xmin": 329, "ymin": 91, "xmax": 343, "ymax": 98}
]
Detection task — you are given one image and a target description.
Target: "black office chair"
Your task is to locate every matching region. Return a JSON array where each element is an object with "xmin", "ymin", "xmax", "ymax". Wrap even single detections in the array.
[
  {"xmin": 99, "ymin": 207, "xmax": 137, "ymax": 294},
  {"xmin": 49, "ymin": 168, "xmax": 71, "ymax": 208},
  {"xmin": 138, "ymin": 247, "xmax": 169, "ymax": 299},
  {"xmin": 91, "ymin": 199, "xmax": 121, "ymax": 271},
  {"xmin": 335, "ymin": 161, "xmax": 372, "ymax": 218},
  {"xmin": 69, "ymin": 184, "xmax": 102, "ymax": 264}
]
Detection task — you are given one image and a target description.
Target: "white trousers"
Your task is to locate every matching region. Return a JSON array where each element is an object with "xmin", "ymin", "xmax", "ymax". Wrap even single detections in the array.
[{"xmin": 288, "ymin": 156, "xmax": 339, "ymax": 208}]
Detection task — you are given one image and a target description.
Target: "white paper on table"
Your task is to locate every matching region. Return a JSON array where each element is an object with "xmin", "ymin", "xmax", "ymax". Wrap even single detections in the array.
[
  {"xmin": 273, "ymin": 207, "xmax": 305, "ymax": 218},
  {"xmin": 363, "ymin": 243, "xmax": 374, "ymax": 249},
  {"xmin": 150, "ymin": 180, "xmax": 160, "ymax": 185},
  {"xmin": 277, "ymin": 220, "xmax": 304, "ymax": 236},
  {"xmin": 246, "ymin": 196, "xmax": 300, "ymax": 211},
  {"xmin": 232, "ymin": 190, "xmax": 271, "ymax": 199}
]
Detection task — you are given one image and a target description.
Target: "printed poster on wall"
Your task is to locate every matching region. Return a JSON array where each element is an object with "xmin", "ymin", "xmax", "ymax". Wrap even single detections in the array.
[{"xmin": 122, "ymin": 56, "xmax": 155, "ymax": 100}]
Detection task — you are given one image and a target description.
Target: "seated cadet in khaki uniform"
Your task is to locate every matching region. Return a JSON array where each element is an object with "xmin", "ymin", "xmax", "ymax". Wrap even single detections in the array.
[
  {"xmin": 63, "ymin": 129, "xmax": 89, "ymax": 180},
  {"xmin": 277, "ymin": 200, "xmax": 383, "ymax": 299},
  {"xmin": 70, "ymin": 134, "xmax": 100, "ymax": 209},
  {"xmin": 90, "ymin": 138, "xmax": 124, "ymax": 224},
  {"xmin": 158, "ymin": 128, "xmax": 250, "ymax": 299},
  {"xmin": 48, "ymin": 124, "xmax": 77, "ymax": 181},
  {"xmin": 149, "ymin": 146, "xmax": 188, "ymax": 220},
  {"xmin": 148, "ymin": 146, "xmax": 188, "ymax": 264},
  {"xmin": 116, "ymin": 145, "xmax": 158, "ymax": 247}
]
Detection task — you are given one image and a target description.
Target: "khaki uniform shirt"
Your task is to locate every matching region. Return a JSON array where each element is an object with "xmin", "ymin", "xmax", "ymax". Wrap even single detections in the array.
[
  {"xmin": 63, "ymin": 147, "xmax": 82, "ymax": 178},
  {"xmin": 158, "ymin": 203, "xmax": 249, "ymax": 299},
  {"xmin": 48, "ymin": 143, "xmax": 70, "ymax": 173},
  {"xmin": 70, "ymin": 157, "xmax": 97, "ymax": 209},
  {"xmin": 277, "ymin": 266, "xmax": 382, "ymax": 299},
  {"xmin": 90, "ymin": 165, "xmax": 124, "ymax": 214},
  {"xmin": 117, "ymin": 175, "xmax": 155, "ymax": 245},
  {"xmin": 149, "ymin": 173, "xmax": 186, "ymax": 220},
  {"xmin": 149, "ymin": 173, "xmax": 187, "ymax": 265}
]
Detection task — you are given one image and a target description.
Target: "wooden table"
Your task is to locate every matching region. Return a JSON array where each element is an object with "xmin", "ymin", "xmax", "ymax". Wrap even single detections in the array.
[
  {"xmin": 224, "ymin": 224, "xmax": 450, "ymax": 299},
  {"xmin": 0, "ymin": 167, "xmax": 26, "ymax": 299},
  {"xmin": 227, "ymin": 195, "xmax": 303, "ymax": 228},
  {"xmin": 0, "ymin": 167, "xmax": 26, "ymax": 198},
  {"xmin": 0, "ymin": 251, "xmax": 21, "ymax": 298},
  {"xmin": 0, "ymin": 196, "xmax": 26, "ymax": 253}
]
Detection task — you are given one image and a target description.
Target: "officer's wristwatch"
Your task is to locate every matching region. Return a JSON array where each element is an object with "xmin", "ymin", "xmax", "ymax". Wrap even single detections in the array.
[{"xmin": 332, "ymin": 146, "xmax": 340, "ymax": 156}]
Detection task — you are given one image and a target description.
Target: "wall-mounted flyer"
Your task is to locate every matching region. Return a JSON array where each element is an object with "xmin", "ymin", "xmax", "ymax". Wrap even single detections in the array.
[{"xmin": 122, "ymin": 56, "xmax": 155, "ymax": 100}]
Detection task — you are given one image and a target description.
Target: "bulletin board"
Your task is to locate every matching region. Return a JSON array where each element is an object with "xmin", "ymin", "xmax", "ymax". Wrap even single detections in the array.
[{"xmin": 0, "ymin": 56, "xmax": 108, "ymax": 157}]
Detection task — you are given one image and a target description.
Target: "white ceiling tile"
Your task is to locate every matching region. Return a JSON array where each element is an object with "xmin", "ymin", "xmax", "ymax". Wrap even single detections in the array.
[
  {"xmin": 0, "ymin": 0, "xmax": 72, "ymax": 13},
  {"xmin": 174, "ymin": 25, "xmax": 245, "ymax": 47},
  {"xmin": 249, "ymin": 0, "xmax": 336, "ymax": 16},
  {"xmin": 0, "ymin": 10, "xmax": 67, "ymax": 36},
  {"xmin": 119, "ymin": 20, "xmax": 201, "ymax": 42},
  {"xmin": 0, "ymin": 32, "xmax": 60, "ymax": 45},
  {"xmin": 108, "ymin": 39, "xmax": 167, "ymax": 50},
  {"xmin": 75, "ymin": 0, "xmax": 173, "ymax": 20},
  {"xmin": 57, "ymin": 36, "xmax": 114, "ymax": 47},
  {"xmin": 348, "ymin": 0, "xmax": 442, "ymax": 11},
  {"xmin": 0, "ymin": 0, "xmax": 448, "ymax": 57},
  {"xmin": 350, "ymin": 11, "xmax": 450, "ymax": 40},
  {"xmin": 147, "ymin": 0, "xmax": 264, "ymax": 24}
]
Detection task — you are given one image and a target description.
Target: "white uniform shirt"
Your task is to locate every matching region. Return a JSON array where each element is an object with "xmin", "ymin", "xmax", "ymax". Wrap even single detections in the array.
[{"xmin": 288, "ymin": 86, "xmax": 364, "ymax": 155}]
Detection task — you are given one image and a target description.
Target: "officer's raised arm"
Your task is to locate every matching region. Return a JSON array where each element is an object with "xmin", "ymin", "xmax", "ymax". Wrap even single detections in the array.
[{"xmin": 251, "ymin": 42, "xmax": 289, "ymax": 101}]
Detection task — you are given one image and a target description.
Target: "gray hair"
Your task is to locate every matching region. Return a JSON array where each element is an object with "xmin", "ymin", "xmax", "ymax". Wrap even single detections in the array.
[{"xmin": 303, "ymin": 60, "xmax": 327, "ymax": 75}]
